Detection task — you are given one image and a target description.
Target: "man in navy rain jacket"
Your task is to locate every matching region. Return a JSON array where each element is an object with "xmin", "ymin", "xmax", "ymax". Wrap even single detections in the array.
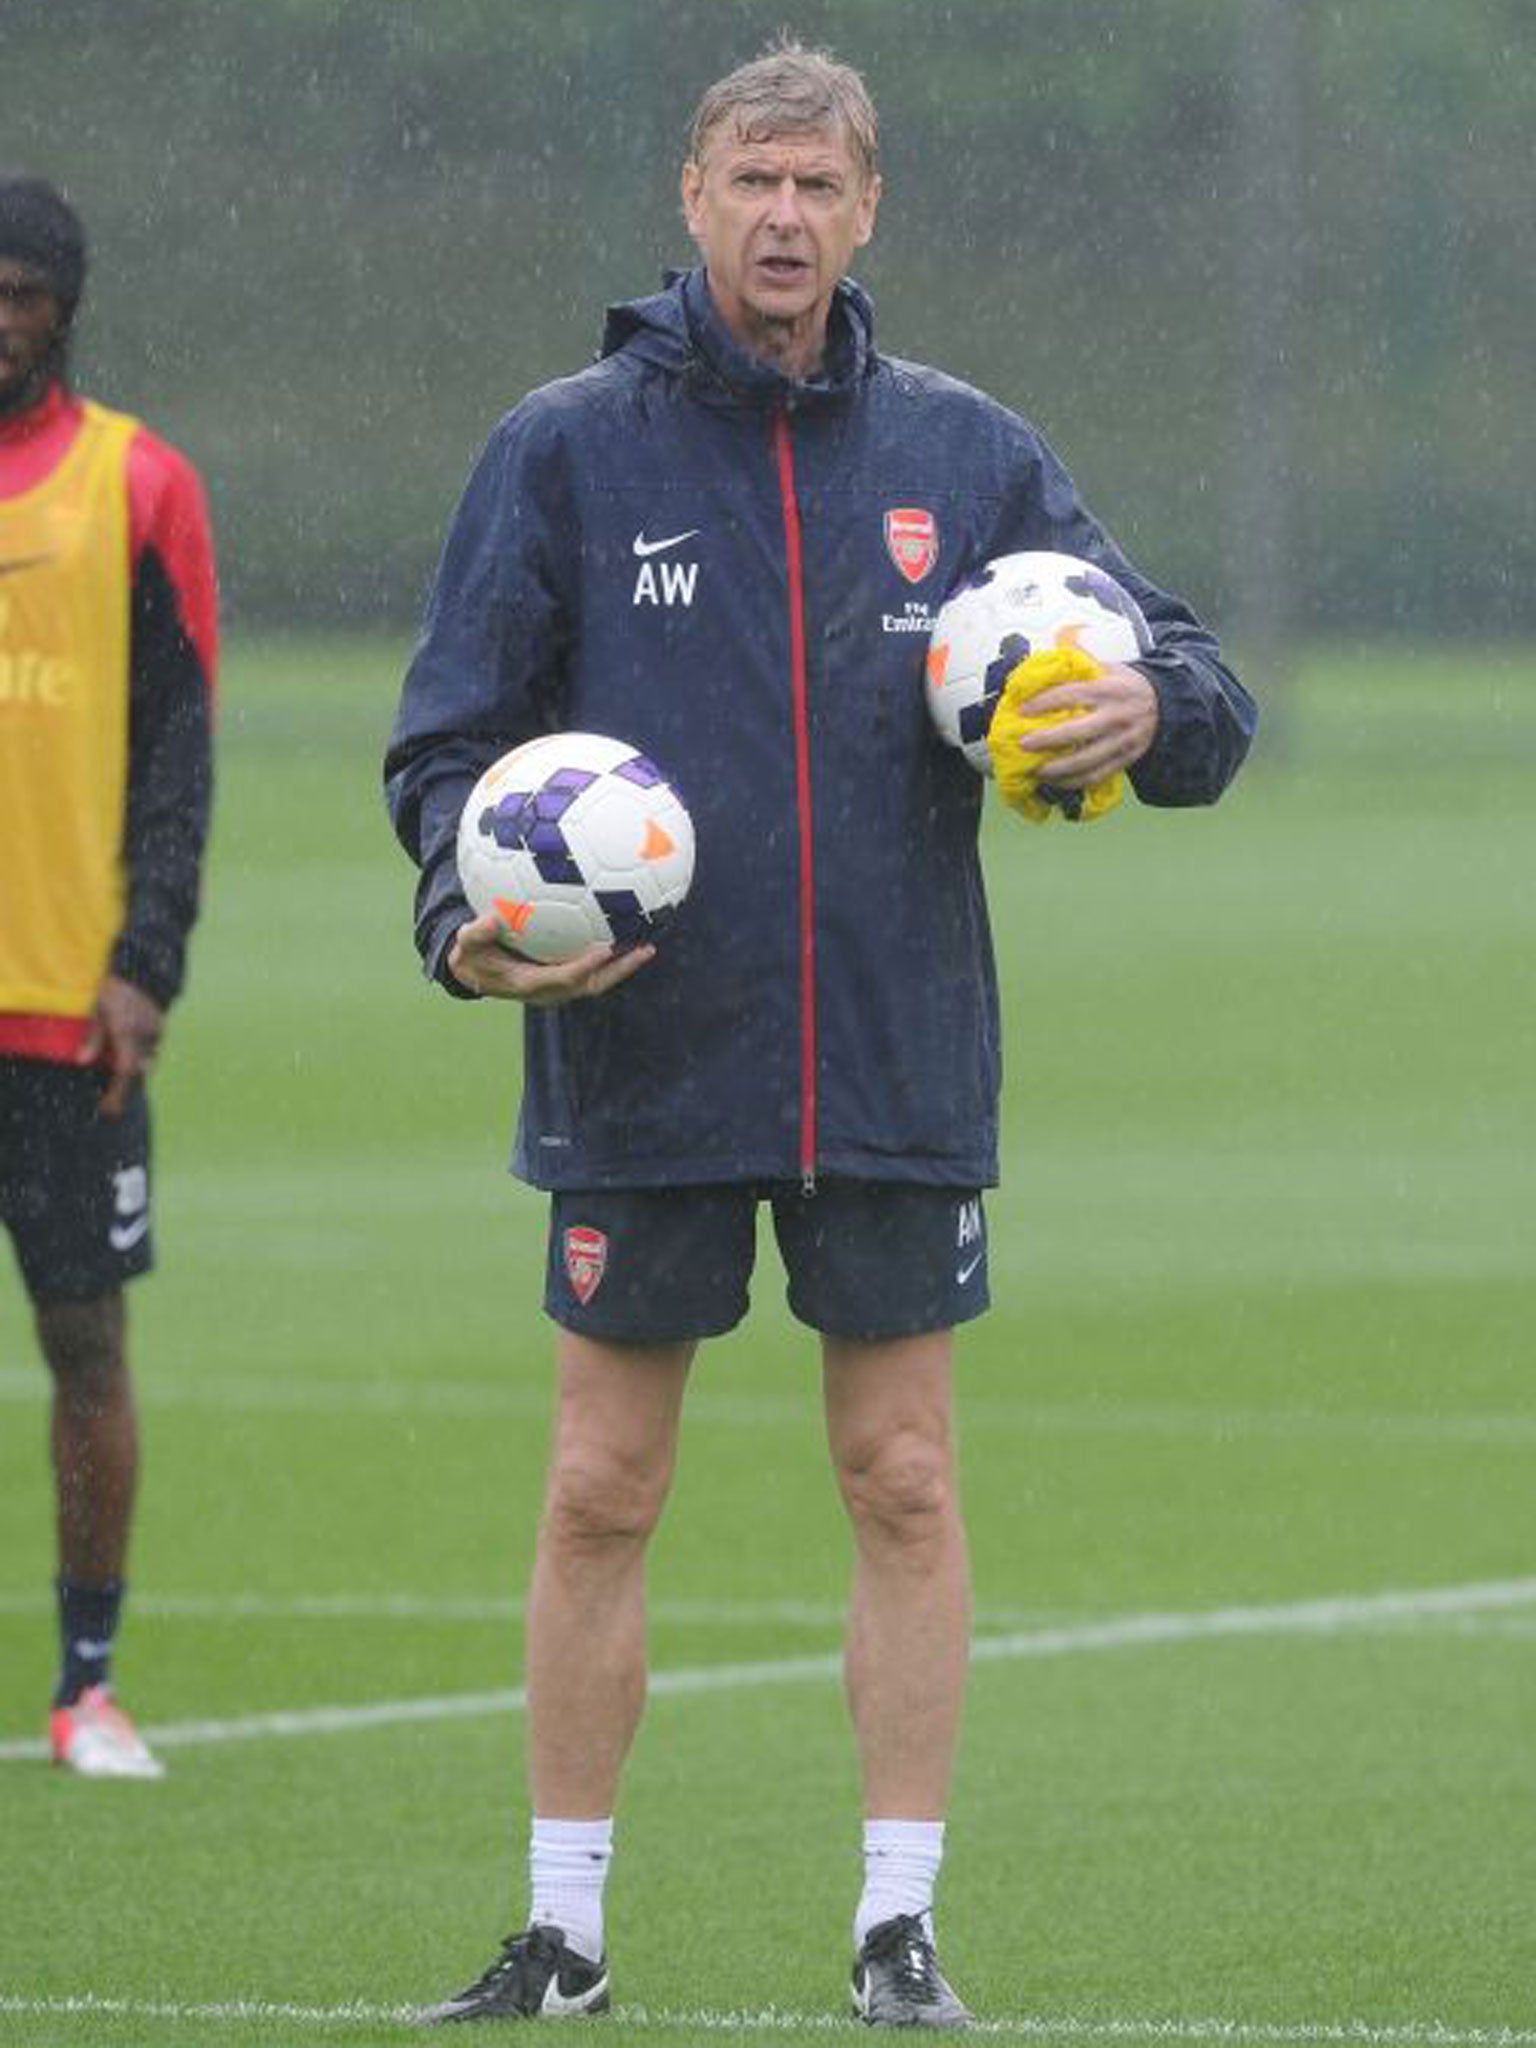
[{"xmin": 386, "ymin": 37, "xmax": 1255, "ymax": 2030}]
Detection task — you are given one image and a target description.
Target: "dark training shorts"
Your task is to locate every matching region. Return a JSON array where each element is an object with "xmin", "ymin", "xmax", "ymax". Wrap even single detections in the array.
[
  {"xmin": 0, "ymin": 1059, "xmax": 153, "ymax": 1303},
  {"xmin": 545, "ymin": 1179, "xmax": 990, "ymax": 1344}
]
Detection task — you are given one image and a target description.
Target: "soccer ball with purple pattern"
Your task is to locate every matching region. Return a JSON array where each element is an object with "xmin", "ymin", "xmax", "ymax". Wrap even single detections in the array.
[
  {"xmin": 457, "ymin": 732, "xmax": 695, "ymax": 964},
  {"xmin": 925, "ymin": 550, "xmax": 1153, "ymax": 774}
]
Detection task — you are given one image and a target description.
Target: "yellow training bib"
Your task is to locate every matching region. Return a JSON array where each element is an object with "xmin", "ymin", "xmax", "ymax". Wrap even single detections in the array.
[{"xmin": 0, "ymin": 400, "xmax": 139, "ymax": 1019}]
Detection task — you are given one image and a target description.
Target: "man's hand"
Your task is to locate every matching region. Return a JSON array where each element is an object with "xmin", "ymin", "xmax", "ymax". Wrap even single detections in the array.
[
  {"xmin": 986, "ymin": 646, "xmax": 1160, "ymax": 822},
  {"xmin": 448, "ymin": 912, "xmax": 656, "ymax": 1008},
  {"xmin": 80, "ymin": 975, "xmax": 164, "ymax": 1117},
  {"xmin": 1010, "ymin": 658, "xmax": 1159, "ymax": 789}
]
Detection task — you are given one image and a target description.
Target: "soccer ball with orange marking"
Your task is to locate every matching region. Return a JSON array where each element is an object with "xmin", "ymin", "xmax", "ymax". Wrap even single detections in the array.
[
  {"xmin": 456, "ymin": 732, "xmax": 695, "ymax": 964},
  {"xmin": 924, "ymin": 550, "xmax": 1153, "ymax": 774}
]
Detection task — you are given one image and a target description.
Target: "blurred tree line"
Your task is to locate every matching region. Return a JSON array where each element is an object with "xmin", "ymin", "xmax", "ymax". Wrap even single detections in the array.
[{"xmin": 5, "ymin": 0, "xmax": 1532, "ymax": 643}]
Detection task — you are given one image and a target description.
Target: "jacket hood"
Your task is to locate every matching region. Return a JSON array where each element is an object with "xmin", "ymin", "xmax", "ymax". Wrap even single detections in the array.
[{"xmin": 599, "ymin": 266, "xmax": 877, "ymax": 407}]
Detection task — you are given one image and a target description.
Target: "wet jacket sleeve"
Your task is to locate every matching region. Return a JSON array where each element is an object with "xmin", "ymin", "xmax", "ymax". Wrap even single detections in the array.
[
  {"xmin": 113, "ymin": 435, "xmax": 218, "ymax": 1008},
  {"xmin": 383, "ymin": 408, "xmax": 572, "ymax": 992},
  {"xmin": 1007, "ymin": 433, "xmax": 1257, "ymax": 805}
]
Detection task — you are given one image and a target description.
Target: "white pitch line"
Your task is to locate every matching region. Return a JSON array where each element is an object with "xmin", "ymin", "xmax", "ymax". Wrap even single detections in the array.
[
  {"xmin": 4, "ymin": 1366, "xmax": 1536, "ymax": 1445},
  {"xmin": 5, "ymin": 1582, "xmax": 1532, "ymax": 1637},
  {"xmin": 0, "ymin": 1995, "xmax": 409, "ymax": 2028},
  {"xmin": 967, "ymin": 1577, "xmax": 1536, "ymax": 1665},
  {"xmin": 0, "ymin": 1590, "xmax": 843, "ymax": 1627},
  {"xmin": 0, "ymin": 1588, "xmax": 1063, "ymax": 1630},
  {"xmin": 0, "ymin": 1993, "xmax": 1531, "ymax": 2044},
  {"xmin": 2, "ymin": 1577, "xmax": 1532, "ymax": 1765}
]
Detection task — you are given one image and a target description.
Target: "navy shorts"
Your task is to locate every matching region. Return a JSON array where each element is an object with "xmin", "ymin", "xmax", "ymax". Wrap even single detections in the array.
[
  {"xmin": 0, "ymin": 1059, "xmax": 153, "ymax": 1303},
  {"xmin": 544, "ymin": 1179, "xmax": 989, "ymax": 1343}
]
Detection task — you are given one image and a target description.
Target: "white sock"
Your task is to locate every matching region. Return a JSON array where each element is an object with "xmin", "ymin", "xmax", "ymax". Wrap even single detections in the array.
[
  {"xmin": 854, "ymin": 1818, "xmax": 945, "ymax": 1949},
  {"xmin": 528, "ymin": 1816, "xmax": 613, "ymax": 1963}
]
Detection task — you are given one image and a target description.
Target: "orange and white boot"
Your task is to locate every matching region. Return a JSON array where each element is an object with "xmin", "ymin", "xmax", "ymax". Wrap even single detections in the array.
[{"xmin": 49, "ymin": 1686, "xmax": 165, "ymax": 1779}]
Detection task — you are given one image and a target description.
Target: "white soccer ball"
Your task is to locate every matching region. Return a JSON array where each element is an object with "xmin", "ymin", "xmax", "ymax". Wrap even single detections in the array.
[
  {"xmin": 924, "ymin": 550, "xmax": 1153, "ymax": 773},
  {"xmin": 456, "ymin": 732, "xmax": 695, "ymax": 963}
]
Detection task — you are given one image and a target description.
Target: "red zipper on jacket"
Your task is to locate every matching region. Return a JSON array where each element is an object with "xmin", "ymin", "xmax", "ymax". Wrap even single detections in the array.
[{"xmin": 772, "ymin": 407, "xmax": 817, "ymax": 1192}]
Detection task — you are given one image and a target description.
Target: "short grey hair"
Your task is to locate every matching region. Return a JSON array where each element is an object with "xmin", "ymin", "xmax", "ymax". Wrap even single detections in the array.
[{"xmin": 687, "ymin": 37, "xmax": 879, "ymax": 184}]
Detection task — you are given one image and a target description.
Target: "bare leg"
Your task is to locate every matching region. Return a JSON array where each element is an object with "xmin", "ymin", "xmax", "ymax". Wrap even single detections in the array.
[
  {"xmin": 36, "ymin": 1292, "xmax": 137, "ymax": 1584},
  {"xmin": 525, "ymin": 1330, "xmax": 693, "ymax": 1818},
  {"xmin": 823, "ymin": 1330, "xmax": 971, "ymax": 1818}
]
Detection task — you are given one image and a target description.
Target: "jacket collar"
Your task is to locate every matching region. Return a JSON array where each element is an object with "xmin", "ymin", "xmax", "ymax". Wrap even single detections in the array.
[{"xmin": 600, "ymin": 266, "xmax": 876, "ymax": 410}]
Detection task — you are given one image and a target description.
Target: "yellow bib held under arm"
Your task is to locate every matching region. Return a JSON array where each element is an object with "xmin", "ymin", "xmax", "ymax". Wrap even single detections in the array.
[
  {"xmin": 0, "ymin": 400, "xmax": 139, "ymax": 1019},
  {"xmin": 985, "ymin": 642, "xmax": 1125, "ymax": 823}
]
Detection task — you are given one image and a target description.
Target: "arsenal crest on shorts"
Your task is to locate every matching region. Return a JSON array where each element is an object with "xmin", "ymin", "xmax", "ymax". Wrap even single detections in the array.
[
  {"xmin": 884, "ymin": 507, "xmax": 939, "ymax": 585},
  {"xmin": 563, "ymin": 1224, "xmax": 608, "ymax": 1305}
]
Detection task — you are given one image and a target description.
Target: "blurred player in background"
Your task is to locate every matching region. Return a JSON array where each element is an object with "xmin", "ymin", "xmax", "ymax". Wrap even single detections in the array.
[
  {"xmin": 0, "ymin": 174, "xmax": 217, "ymax": 1779},
  {"xmin": 387, "ymin": 41, "xmax": 1254, "ymax": 2027}
]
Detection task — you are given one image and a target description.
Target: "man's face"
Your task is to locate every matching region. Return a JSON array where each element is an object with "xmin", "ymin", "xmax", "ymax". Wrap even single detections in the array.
[
  {"xmin": 0, "ymin": 259, "xmax": 63, "ymax": 414},
  {"xmin": 680, "ymin": 122, "xmax": 880, "ymax": 376}
]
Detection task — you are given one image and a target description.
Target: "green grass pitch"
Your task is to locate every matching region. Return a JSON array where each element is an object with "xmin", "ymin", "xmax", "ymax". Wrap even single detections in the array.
[{"xmin": 1, "ymin": 637, "xmax": 1532, "ymax": 2045}]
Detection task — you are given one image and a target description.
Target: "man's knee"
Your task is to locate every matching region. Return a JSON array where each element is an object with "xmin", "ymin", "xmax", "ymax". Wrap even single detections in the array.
[
  {"xmin": 542, "ymin": 1444, "xmax": 671, "ymax": 1553},
  {"xmin": 836, "ymin": 1426, "xmax": 958, "ymax": 1548},
  {"xmin": 35, "ymin": 1293, "xmax": 126, "ymax": 1383}
]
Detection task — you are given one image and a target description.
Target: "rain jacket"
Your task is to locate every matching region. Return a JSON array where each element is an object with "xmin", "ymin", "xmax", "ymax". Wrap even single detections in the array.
[{"xmin": 385, "ymin": 269, "xmax": 1256, "ymax": 1192}]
